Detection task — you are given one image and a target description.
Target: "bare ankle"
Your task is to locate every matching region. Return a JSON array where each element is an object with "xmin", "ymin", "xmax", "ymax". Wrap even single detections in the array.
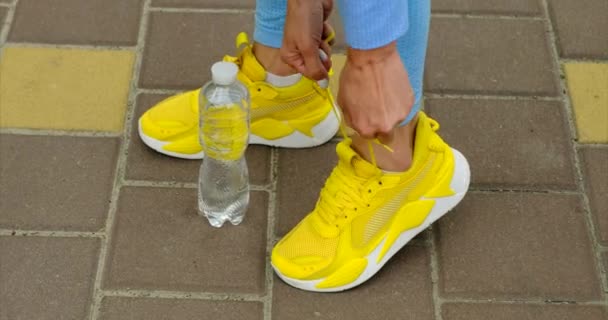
[
  {"xmin": 351, "ymin": 117, "xmax": 417, "ymax": 172},
  {"xmin": 252, "ymin": 43, "xmax": 298, "ymax": 76}
]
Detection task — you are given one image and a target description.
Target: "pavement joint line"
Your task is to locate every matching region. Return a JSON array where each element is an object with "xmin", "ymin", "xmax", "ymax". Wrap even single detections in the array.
[
  {"xmin": 0, "ymin": 229, "xmax": 104, "ymax": 238},
  {"xmin": 89, "ymin": 1, "xmax": 152, "ymax": 319},
  {"xmin": 0, "ymin": 0, "xmax": 18, "ymax": 57},
  {"xmin": 148, "ymin": 7, "xmax": 254, "ymax": 14},
  {"xmin": 430, "ymin": 12, "xmax": 544, "ymax": 21},
  {"xmin": 574, "ymin": 142, "xmax": 608, "ymax": 149},
  {"xmin": 423, "ymin": 93, "xmax": 562, "ymax": 101},
  {"xmin": 441, "ymin": 297, "xmax": 608, "ymax": 306},
  {"xmin": 102, "ymin": 289, "xmax": 264, "ymax": 302},
  {"xmin": 122, "ymin": 179, "xmax": 198, "ymax": 189},
  {"xmin": 560, "ymin": 57, "xmax": 608, "ymax": 64},
  {"xmin": 0, "ymin": 128, "xmax": 122, "ymax": 138},
  {"xmin": 429, "ymin": 226, "xmax": 445, "ymax": 320},
  {"xmin": 3, "ymin": 42, "xmax": 136, "ymax": 51},
  {"xmin": 121, "ymin": 179, "xmax": 272, "ymax": 191},
  {"xmin": 137, "ymin": 87, "xmax": 185, "ymax": 95},
  {"xmin": 263, "ymin": 147, "xmax": 279, "ymax": 320},
  {"xmin": 467, "ymin": 187, "xmax": 580, "ymax": 195},
  {"xmin": 541, "ymin": 0, "xmax": 608, "ymax": 302}
]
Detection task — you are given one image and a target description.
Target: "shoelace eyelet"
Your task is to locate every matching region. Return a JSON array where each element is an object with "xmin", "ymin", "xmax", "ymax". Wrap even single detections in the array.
[{"xmin": 378, "ymin": 181, "xmax": 383, "ymax": 185}]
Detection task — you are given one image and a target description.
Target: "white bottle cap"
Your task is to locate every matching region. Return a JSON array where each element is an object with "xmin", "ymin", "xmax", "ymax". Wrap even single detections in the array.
[{"xmin": 211, "ymin": 61, "xmax": 239, "ymax": 85}]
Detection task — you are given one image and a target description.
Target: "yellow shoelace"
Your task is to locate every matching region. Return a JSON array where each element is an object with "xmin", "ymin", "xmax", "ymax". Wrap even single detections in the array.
[{"xmin": 314, "ymin": 93, "xmax": 396, "ymax": 229}]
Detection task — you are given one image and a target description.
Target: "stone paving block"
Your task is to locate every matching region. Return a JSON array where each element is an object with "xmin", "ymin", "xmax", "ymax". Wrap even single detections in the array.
[
  {"xmin": 328, "ymin": 10, "xmax": 346, "ymax": 51},
  {"xmin": 432, "ymin": 0, "xmax": 542, "ymax": 15},
  {"xmin": 329, "ymin": 54, "xmax": 346, "ymax": 99},
  {"xmin": 105, "ymin": 187, "xmax": 268, "ymax": 293},
  {"xmin": 125, "ymin": 93, "xmax": 271, "ymax": 185},
  {"xmin": 443, "ymin": 303, "xmax": 608, "ymax": 320},
  {"xmin": 425, "ymin": 98, "xmax": 576, "ymax": 190},
  {"xmin": 100, "ymin": 297, "xmax": 263, "ymax": 320},
  {"xmin": 0, "ymin": 135, "xmax": 118, "ymax": 231},
  {"xmin": 272, "ymin": 246, "xmax": 433, "ymax": 320},
  {"xmin": 437, "ymin": 192, "xmax": 602, "ymax": 300},
  {"xmin": 276, "ymin": 143, "xmax": 337, "ymax": 235},
  {"xmin": 548, "ymin": 0, "xmax": 608, "ymax": 59},
  {"xmin": 151, "ymin": 0, "xmax": 254, "ymax": 9},
  {"xmin": 579, "ymin": 147, "xmax": 608, "ymax": 245},
  {"xmin": 140, "ymin": 12, "xmax": 254, "ymax": 89},
  {"xmin": 425, "ymin": 18, "xmax": 558, "ymax": 96},
  {"xmin": 564, "ymin": 63, "xmax": 608, "ymax": 143},
  {"xmin": 0, "ymin": 47, "xmax": 134, "ymax": 132},
  {"xmin": 0, "ymin": 237, "xmax": 99, "ymax": 319},
  {"xmin": 0, "ymin": 7, "xmax": 7, "ymax": 26},
  {"xmin": 9, "ymin": 0, "xmax": 143, "ymax": 45}
]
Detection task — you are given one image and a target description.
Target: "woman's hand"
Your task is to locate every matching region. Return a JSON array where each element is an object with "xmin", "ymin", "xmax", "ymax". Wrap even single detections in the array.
[
  {"xmin": 281, "ymin": 0, "xmax": 333, "ymax": 80},
  {"xmin": 338, "ymin": 42, "xmax": 415, "ymax": 140}
]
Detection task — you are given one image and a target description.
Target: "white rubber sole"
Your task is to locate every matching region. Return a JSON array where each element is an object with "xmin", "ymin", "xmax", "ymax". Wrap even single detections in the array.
[
  {"xmin": 138, "ymin": 109, "xmax": 340, "ymax": 160},
  {"xmin": 272, "ymin": 148, "xmax": 471, "ymax": 292}
]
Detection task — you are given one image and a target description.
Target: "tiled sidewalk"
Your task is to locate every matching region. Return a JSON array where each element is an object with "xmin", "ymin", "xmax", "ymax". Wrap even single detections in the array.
[{"xmin": 1, "ymin": 0, "xmax": 607, "ymax": 319}]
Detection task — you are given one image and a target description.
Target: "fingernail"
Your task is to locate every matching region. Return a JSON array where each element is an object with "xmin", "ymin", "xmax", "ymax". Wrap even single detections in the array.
[
  {"xmin": 317, "ymin": 49, "xmax": 329, "ymax": 88},
  {"xmin": 319, "ymin": 49, "xmax": 328, "ymax": 62}
]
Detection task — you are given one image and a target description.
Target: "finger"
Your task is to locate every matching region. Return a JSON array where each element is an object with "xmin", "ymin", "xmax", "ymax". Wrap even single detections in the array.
[
  {"xmin": 323, "ymin": 22, "xmax": 336, "ymax": 46},
  {"xmin": 376, "ymin": 130, "xmax": 395, "ymax": 145},
  {"xmin": 302, "ymin": 46, "xmax": 328, "ymax": 80},
  {"xmin": 319, "ymin": 42, "xmax": 332, "ymax": 71},
  {"xmin": 280, "ymin": 49, "xmax": 308, "ymax": 75},
  {"xmin": 323, "ymin": 0, "xmax": 334, "ymax": 20}
]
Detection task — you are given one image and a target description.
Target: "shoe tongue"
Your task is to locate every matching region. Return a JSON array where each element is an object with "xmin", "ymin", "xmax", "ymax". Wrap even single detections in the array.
[
  {"xmin": 239, "ymin": 49, "xmax": 266, "ymax": 82},
  {"xmin": 336, "ymin": 141, "xmax": 378, "ymax": 178}
]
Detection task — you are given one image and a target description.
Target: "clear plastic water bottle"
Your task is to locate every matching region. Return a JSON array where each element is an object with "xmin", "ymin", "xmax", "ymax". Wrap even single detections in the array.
[{"xmin": 198, "ymin": 61, "xmax": 250, "ymax": 227}]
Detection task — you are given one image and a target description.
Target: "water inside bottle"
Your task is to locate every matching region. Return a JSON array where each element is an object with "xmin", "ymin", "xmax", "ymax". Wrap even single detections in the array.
[{"xmin": 198, "ymin": 81, "xmax": 250, "ymax": 227}]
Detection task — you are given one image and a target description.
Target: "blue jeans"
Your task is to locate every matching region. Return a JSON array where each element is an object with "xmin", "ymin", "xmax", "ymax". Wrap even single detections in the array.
[{"xmin": 253, "ymin": 0, "xmax": 430, "ymax": 125}]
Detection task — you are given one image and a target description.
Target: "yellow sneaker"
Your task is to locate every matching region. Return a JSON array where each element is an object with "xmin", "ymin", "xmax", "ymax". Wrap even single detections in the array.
[
  {"xmin": 271, "ymin": 112, "xmax": 470, "ymax": 292},
  {"xmin": 138, "ymin": 33, "xmax": 340, "ymax": 159}
]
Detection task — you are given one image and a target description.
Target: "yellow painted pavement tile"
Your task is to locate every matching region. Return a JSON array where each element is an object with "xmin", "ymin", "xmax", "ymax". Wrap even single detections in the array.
[
  {"xmin": 329, "ymin": 54, "xmax": 346, "ymax": 100},
  {"xmin": 0, "ymin": 47, "xmax": 134, "ymax": 132},
  {"xmin": 564, "ymin": 63, "xmax": 608, "ymax": 143}
]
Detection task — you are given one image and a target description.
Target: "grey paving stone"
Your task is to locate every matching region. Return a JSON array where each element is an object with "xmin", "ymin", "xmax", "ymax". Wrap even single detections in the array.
[
  {"xmin": 140, "ymin": 11, "xmax": 254, "ymax": 89},
  {"xmin": 151, "ymin": 0, "xmax": 254, "ymax": 8},
  {"xmin": 425, "ymin": 17, "xmax": 559, "ymax": 96},
  {"xmin": 437, "ymin": 192, "xmax": 602, "ymax": 300},
  {"xmin": 579, "ymin": 147, "xmax": 608, "ymax": 245},
  {"xmin": 276, "ymin": 142, "xmax": 337, "ymax": 236},
  {"xmin": 425, "ymin": 98, "xmax": 576, "ymax": 190},
  {"xmin": 0, "ymin": 237, "xmax": 99, "ymax": 320},
  {"xmin": 432, "ymin": 0, "xmax": 542, "ymax": 15},
  {"xmin": 0, "ymin": 135, "xmax": 118, "ymax": 231},
  {"xmin": 9, "ymin": 0, "xmax": 143, "ymax": 45},
  {"xmin": 100, "ymin": 297, "xmax": 263, "ymax": 320},
  {"xmin": 547, "ymin": 0, "xmax": 608, "ymax": 59},
  {"xmin": 0, "ymin": 7, "xmax": 7, "ymax": 26},
  {"xmin": 104, "ymin": 187, "xmax": 268, "ymax": 293},
  {"xmin": 272, "ymin": 246, "xmax": 434, "ymax": 320},
  {"xmin": 125, "ymin": 93, "xmax": 271, "ymax": 185},
  {"xmin": 443, "ymin": 303, "xmax": 608, "ymax": 320}
]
